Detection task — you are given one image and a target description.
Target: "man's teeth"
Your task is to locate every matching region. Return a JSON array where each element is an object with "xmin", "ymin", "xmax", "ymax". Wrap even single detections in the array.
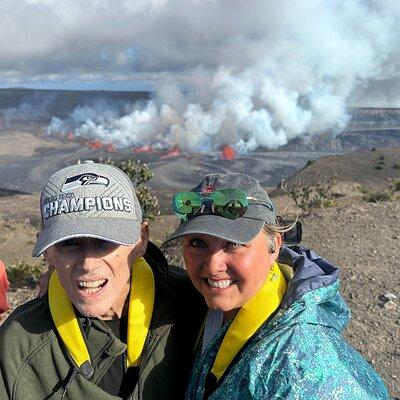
[
  {"xmin": 78, "ymin": 279, "xmax": 107, "ymax": 293},
  {"xmin": 207, "ymin": 279, "xmax": 234, "ymax": 289}
]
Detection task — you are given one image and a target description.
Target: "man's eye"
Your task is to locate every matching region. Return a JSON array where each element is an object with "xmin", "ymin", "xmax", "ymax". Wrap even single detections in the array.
[
  {"xmin": 94, "ymin": 239, "xmax": 113, "ymax": 250},
  {"xmin": 189, "ymin": 238, "xmax": 206, "ymax": 248},
  {"xmin": 59, "ymin": 239, "xmax": 77, "ymax": 247}
]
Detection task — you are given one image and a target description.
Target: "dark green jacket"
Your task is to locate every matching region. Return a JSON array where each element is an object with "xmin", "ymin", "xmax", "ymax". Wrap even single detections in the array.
[{"xmin": 0, "ymin": 242, "xmax": 205, "ymax": 400}]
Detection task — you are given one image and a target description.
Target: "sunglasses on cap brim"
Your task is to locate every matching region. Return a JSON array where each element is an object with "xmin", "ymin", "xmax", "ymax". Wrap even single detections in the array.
[{"xmin": 171, "ymin": 189, "xmax": 263, "ymax": 221}]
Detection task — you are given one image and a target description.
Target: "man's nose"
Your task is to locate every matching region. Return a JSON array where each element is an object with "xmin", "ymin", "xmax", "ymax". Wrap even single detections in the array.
[
  {"xmin": 203, "ymin": 250, "xmax": 228, "ymax": 275},
  {"xmin": 77, "ymin": 246, "xmax": 102, "ymax": 270}
]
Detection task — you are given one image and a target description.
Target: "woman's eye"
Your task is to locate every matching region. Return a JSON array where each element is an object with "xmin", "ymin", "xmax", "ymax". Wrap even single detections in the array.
[{"xmin": 226, "ymin": 242, "xmax": 241, "ymax": 250}]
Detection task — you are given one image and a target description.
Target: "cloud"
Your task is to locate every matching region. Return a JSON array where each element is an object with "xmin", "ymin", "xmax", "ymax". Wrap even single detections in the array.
[
  {"xmin": 1, "ymin": 1, "xmax": 397, "ymax": 80},
  {"xmin": 2, "ymin": 0, "xmax": 400, "ymax": 150}
]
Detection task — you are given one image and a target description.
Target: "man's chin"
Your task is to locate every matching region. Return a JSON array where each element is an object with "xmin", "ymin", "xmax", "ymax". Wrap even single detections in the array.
[
  {"xmin": 70, "ymin": 289, "xmax": 128, "ymax": 320},
  {"xmin": 73, "ymin": 302, "xmax": 112, "ymax": 320}
]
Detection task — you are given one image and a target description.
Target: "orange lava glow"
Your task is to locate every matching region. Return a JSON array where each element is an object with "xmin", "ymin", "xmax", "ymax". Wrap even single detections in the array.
[
  {"xmin": 221, "ymin": 145, "xmax": 235, "ymax": 160},
  {"xmin": 87, "ymin": 140, "xmax": 105, "ymax": 149},
  {"xmin": 133, "ymin": 145, "xmax": 153, "ymax": 154},
  {"xmin": 161, "ymin": 145, "xmax": 181, "ymax": 158}
]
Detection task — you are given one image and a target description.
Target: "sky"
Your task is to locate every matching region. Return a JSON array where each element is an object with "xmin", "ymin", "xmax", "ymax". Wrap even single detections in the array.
[
  {"xmin": 0, "ymin": 0, "xmax": 399, "ymax": 96},
  {"xmin": 2, "ymin": 0, "xmax": 400, "ymax": 151}
]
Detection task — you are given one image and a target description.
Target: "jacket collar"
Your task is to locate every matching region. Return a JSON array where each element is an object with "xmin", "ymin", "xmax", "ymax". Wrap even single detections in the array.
[{"xmin": 279, "ymin": 246, "xmax": 339, "ymax": 308}]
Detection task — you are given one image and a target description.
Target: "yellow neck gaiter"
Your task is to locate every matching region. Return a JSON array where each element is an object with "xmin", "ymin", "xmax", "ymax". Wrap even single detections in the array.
[
  {"xmin": 210, "ymin": 262, "xmax": 287, "ymax": 381},
  {"xmin": 48, "ymin": 256, "xmax": 155, "ymax": 377}
]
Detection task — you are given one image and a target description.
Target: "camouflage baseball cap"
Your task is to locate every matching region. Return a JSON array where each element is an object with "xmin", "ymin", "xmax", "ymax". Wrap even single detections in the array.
[{"xmin": 32, "ymin": 161, "xmax": 142, "ymax": 256}]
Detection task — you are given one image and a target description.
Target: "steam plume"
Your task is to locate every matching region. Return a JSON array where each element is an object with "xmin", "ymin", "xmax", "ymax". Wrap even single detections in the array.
[{"xmin": 10, "ymin": 0, "xmax": 396, "ymax": 151}]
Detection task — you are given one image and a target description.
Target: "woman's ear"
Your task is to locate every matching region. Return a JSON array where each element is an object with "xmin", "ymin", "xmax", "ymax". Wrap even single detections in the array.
[
  {"xmin": 268, "ymin": 234, "xmax": 282, "ymax": 255},
  {"xmin": 275, "ymin": 233, "xmax": 282, "ymax": 252}
]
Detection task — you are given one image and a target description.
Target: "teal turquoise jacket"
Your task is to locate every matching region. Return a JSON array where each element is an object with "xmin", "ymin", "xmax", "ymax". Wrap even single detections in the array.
[{"xmin": 186, "ymin": 247, "xmax": 390, "ymax": 400}]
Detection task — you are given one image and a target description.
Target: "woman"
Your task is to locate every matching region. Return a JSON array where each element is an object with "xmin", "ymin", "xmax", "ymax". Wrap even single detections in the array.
[{"xmin": 167, "ymin": 172, "xmax": 389, "ymax": 400}]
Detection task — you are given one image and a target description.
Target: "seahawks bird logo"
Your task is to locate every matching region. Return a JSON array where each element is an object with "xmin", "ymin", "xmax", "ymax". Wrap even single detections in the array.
[{"xmin": 61, "ymin": 173, "xmax": 110, "ymax": 192}]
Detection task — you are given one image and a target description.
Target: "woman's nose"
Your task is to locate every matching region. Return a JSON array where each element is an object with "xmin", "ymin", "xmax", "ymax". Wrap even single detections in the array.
[{"xmin": 203, "ymin": 250, "xmax": 228, "ymax": 275}]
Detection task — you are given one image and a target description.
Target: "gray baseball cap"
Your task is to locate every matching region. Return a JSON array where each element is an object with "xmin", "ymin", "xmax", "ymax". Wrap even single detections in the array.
[
  {"xmin": 33, "ymin": 161, "xmax": 143, "ymax": 257},
  {"xmin": 166, "ymin": 172, "xmax": 276, "ymax": 244}
]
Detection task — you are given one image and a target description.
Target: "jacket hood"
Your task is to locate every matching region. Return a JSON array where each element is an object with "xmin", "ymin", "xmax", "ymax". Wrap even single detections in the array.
[
  {"xmin": 276, "ymin": 246, "xmax": 350, "ymax": 334},
  {"xmin": 279, "ymin": 246, "xmax": 339, "ymax": 307}
]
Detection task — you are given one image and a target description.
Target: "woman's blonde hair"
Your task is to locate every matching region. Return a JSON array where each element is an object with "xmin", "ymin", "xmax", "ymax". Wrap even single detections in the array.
[{"xmin": 263, "ymin": 217, "xmax": 298, "ymax": 253}]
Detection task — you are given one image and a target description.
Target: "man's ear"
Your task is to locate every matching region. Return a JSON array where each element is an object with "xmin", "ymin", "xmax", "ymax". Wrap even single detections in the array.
[
  {"xmin": 42, "ymin": 249, "xmax": 55, "ymax": 271},
  {"xmin": 138, "ymin": 222, "xmax": 149, "ymax": 256},
  {"xmin": 38, "ymin": 249, "xmax": 55, "ymax": 298}
]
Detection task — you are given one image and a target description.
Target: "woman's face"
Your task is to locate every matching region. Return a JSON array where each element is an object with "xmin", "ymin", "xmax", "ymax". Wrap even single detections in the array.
[{"xmin": 183, "ymin": 230, "xmax": 281, "ymax": 319}]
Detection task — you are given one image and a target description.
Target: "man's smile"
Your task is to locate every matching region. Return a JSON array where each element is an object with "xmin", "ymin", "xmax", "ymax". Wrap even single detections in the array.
[{"xmin": 77, "ymin": 279, "xmax": 108, "ymax": 295}]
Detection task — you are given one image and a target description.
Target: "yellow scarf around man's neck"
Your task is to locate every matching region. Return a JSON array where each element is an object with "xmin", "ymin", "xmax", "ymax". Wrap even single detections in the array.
[{"xmin": 48, "ymin": 256, "xmax": 155, "ymax": 377}]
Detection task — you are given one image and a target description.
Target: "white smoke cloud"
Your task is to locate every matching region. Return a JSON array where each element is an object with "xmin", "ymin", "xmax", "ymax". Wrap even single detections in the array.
[{"xmin": 3, "ymin": 0, "xmax": 399, "ymax": 151}]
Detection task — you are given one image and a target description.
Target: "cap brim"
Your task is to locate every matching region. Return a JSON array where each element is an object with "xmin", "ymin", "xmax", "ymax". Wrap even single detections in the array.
[
  {"xmin": 33, "ymin": 218, "xmax": 142, "ymax": 257},
  {"xmin": 164, "ymin": 214, "xmax": 265, "ymax": 245}
]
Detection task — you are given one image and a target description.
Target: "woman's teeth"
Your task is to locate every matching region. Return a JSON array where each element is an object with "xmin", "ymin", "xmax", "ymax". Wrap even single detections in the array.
[
  {"xmin": 78, "ymin": 279, "xmax": 107, "ymax": 294},
  {"xmin": 207, "ymin": 279, "xmax": 234, "ymax": 289}
]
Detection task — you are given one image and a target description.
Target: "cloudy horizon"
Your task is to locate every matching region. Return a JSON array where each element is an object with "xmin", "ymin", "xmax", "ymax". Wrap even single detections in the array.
[
  {"xmin": 2, "ymin": 0, "xmax": 400, "ymax": 151},
  {"xmin": 0, "ymin": 1, "xmax": 398, "ymax": 95}
]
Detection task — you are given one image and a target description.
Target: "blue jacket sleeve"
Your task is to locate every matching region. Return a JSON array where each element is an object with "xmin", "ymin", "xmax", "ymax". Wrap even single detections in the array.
[{"xmin": 252, "ymin": 323, "xmax": 390, "ymax": 400}]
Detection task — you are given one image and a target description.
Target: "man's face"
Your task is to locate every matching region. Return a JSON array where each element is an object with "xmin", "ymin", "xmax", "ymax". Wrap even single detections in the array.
[
  {"xmin": 45, "ymin": 225, "xmax": 148, "ymax": 320},
  {"xmin": 183, "ymin": 230, "xmax": 280, "ymax": 319}
]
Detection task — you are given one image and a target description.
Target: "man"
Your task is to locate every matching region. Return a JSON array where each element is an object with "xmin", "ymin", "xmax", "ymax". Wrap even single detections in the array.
[{"xmin": 0, "ymin": 161, "xmax": 204, "ymax": 400}]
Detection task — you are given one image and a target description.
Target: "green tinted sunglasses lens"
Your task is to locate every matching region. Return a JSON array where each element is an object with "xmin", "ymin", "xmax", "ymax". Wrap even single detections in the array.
[
  {"xmin": 209, "ymin": 189, "xmax": 248, "ymax": 205},
  {"xmin": 209, "ymin": 189, "xmax": 249, "ymax": 219},
  {"xmin": 172, "ymin": 189, "xmax": 250, "ymax": 221},
  {"xmin": 217, "ymin": 200, "xmax": 248, "ymax": 219},
  {"xmin": 172, "ymin": 192, "xmax": 202, "ymax": 219}
]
